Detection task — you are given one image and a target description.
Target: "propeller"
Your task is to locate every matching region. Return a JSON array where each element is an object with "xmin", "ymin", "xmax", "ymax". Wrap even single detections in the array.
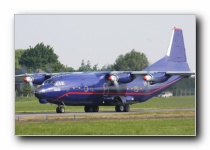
[
  {"xmin": 143, "ymin": 74, "xmax": 152, "ymax": 85},
  {"xmin": 19, "ymin": 66, "xmax": 36, "ymax": 91},
  {"xmin": 23, "ymin": 75, "xmax": 36, "ymax": 91},
  {"xmin": 29, "ymin": 81, "xmax": 36, "ymax": 91},
  {"xmin": 107, "ymin": 74, "xmax": 121, "ymax": 93},
  {"xmin": 108, "ymin": 75, "xmax": 118, "ymax": 82},
  {"xmin": 107, "ymin": 74, "xmax": 118, "ymax": 86},
  {"xmin": 142, "ymin": 63, "xmax": 152, "ymax": 92}
]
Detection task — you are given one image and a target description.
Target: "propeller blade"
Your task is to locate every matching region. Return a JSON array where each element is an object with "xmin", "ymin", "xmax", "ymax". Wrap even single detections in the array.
[
  {"xmin": 29, "ymin": 81, "xmax": 36, "ymax": 92},
  {"xmin": 143, "ymin": 62, "xmax": 152, "ymax": 92}
]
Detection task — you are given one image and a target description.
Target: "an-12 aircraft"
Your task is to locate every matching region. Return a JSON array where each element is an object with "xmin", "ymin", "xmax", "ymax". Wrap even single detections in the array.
[{"xmin": 15, "ymin": 27, "xmax": 195, "ymax": 113}]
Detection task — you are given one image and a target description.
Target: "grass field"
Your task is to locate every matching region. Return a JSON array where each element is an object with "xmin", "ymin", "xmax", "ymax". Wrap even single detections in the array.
[
  {"xmin": 16, "ymin": 118, "xmax": 195, "ymax": 135},
  {"xmin": 15, "ymin": 96, "xmax": 196, "ymax": 136}
]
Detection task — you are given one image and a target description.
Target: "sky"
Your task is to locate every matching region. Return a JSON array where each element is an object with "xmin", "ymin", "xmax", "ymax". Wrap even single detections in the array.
[{"xmin": 15, "ymin": 15, "xmax": 196, "ymax": 71}]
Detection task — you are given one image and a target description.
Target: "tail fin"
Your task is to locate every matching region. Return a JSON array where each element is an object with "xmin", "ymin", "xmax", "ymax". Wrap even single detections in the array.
[
  {"xmin": 166, "ymin": 27, "xmax": 187, "ymax": 62},
  {"xmin": 144, "ymin": 27, "xmax": 190, "ymax": 72}
]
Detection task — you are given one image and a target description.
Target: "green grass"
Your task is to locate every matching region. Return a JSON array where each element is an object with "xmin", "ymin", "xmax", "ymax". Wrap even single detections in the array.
[
  {"xmin": 15, "ymin": 96, "xmax": 195, "ymax": 112},
  {"xmin": 15, "ymin": 118, "xmax": 195, "ymax": 135}
]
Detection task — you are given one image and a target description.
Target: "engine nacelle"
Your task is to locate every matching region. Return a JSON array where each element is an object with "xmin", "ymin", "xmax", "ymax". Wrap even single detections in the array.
[
  {"xmin": 24, "ymin": 74, "xmax": 46, "ymax": 85},
  {"xmin": 108, "ymin": 73, "xmax": 133, "ymax": 84},
  {"xmin": 143, "ymin": 73, "xmax": 170, "ymax": 83}
]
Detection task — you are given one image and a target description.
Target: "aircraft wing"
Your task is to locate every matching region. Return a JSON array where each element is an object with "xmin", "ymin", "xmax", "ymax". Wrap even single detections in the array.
[
  {"xmin": 15, "ymin": 72, "xmax": 75, "ymax": 77},
  {"xmin": 15, "ymin": 72, "xmax": 79, "ymax": 85},
  {"xmin": 164, "ymin": 71, "xmax": 195, "ymax": 76},
  {"xmin": 130, "ymin": 71, "xmax": 195, "ymax": 76}
]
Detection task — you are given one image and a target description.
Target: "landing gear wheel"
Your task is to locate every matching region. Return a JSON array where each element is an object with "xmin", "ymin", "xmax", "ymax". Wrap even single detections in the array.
[
  {"xmin": 60, "ymin": 107, "xmax": 65, "ymax": 113},
  {"xmin": 93, "ymin": 106, "xmax": 99, "ymax": 112},
  {"xmin": 84, "ymin": 106, "xmax": 99, "ymax": 112},
  {"xmin": 84, "ymin": 106, "xmax": 88, "ymax": 112},
  {"xmin": 115, "ymin": 105, "xmax": 124, "ymax": 112},
  {"xmin": 56, "ymin": 107, "xmax": 60, "ymax": 113},
  {"xmin": 123, "ymin": 104, "xmax": 130, "ymax": 112},
  {"xmin": 84, "ymin": 106, "xmax": 93, "ymax": 112},
  {"xmin": 56, "ymin": 106, "xmax": 65, "ymax": 113}
]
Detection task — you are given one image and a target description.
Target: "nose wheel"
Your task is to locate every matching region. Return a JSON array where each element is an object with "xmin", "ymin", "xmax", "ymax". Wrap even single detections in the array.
[{"xmin": 56, "ymin": 106, "xmax": 65, "ymax": 113}]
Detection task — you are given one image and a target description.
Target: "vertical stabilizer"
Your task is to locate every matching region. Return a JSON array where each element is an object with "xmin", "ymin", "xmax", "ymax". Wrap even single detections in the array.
[
  {"xmin": 166, "ymin": 27, "xmax": 187, "ymax": 62},
  {"xmin": 143, "ymin": 27, "xmax": 190, "ymax": 72}
]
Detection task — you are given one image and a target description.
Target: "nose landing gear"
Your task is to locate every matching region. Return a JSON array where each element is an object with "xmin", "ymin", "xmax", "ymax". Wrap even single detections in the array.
[{"xmin": 56, "ymin": 106, "xmax": 65, "ymax": 113}]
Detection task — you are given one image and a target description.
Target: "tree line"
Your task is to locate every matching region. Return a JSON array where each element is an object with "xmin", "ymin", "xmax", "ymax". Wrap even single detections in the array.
[{"xmin": 15, "ymin": 42, "xmax": 149, "ymax": 72}]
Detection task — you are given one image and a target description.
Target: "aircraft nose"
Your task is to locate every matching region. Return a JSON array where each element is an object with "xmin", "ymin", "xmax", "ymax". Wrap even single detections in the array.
[
  {"xmin": 34, "ymin": 90, "xmax": 48, "ymax": 104},
  {"xmin": 34, "ymin": 87, "xmax": 47, "ymax": 98},
  {"xmin": 34, "ymin": 88, "xmax": 42, "ymax": 99},
  {"xmin": 34, "ymin": 85, "xmax": 54, "ymax": 99}
]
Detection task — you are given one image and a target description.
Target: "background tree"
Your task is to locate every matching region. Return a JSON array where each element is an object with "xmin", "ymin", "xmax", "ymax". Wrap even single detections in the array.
[
  {"xmin": 167, "ymin": 77, "xmax": 195, "ymax": 96},
  {"xmin": 92, "ymin": 64, "xmax": 99, "ymax": 71},
  {"xmin": 100, "ymin": 64, "xmax": 114, "ymax": 71},
  {"xmin": 113, "ymin": 49, "xmax": 149, "ymax": 71},
  {"xmin": 15, "ymin": 49, "xmax": 25, "ymax": 69},
  {"xmin": 78, "ymin": 60, "xmax": 99, "ymax": 71},
  {"xmin": 65, "ymin": 66, "xmax": 75, "ymax": 72},
  {"xmin": 78, "ymin": 60, "xmax": 86, "ymax": 71},
  {"xmin": 19, "ymin": 43, "xmax": 65, "ymax": 72},
  {"xmin": 22, "ymin": 83, "xmax": 33, "ymax": 97}
]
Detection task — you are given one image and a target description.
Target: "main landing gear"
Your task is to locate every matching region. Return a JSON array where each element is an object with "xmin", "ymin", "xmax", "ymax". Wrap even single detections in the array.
[
  {"xmin": 55, "ymin": 105, "xmax": 130, "ymax": 113},
  {"xmin": 56, "ymin": 106, "xmax": 65, "ymax": 113},
  {"xmin": 84, "ymin": 106, "xmax": 99, "ymax": 112},
  {"xmin": 83, "ymin": 105, "xmax": 130, "ymax": 113},
  {"xmin": 115, "ymin": 104, "xmax": 130, "ymax": 112}
]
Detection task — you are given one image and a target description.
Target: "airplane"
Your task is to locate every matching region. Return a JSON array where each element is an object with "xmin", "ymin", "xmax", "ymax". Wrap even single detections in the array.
[{"xmin": 15, "ymin": 27, "xmax": 195, "ymax": 113}]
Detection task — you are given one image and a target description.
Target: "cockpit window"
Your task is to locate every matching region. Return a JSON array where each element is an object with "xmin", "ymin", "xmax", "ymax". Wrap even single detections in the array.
[{"xmin": 42, "ymin": 79, "xmax": 53, "ymax": 85}]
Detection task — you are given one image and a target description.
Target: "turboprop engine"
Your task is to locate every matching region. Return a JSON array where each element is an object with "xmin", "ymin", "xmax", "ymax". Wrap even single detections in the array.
[
  {"xmin": 108, "ymin": 73, "xmax": 133, "ymax": 84},
  {"xmin": 23, "ymin": 74, "xmax": 47, "ymax": 85},
  {"xmin": 143, "ymin": 72, "xmax": 170, "ymax": 84}
]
